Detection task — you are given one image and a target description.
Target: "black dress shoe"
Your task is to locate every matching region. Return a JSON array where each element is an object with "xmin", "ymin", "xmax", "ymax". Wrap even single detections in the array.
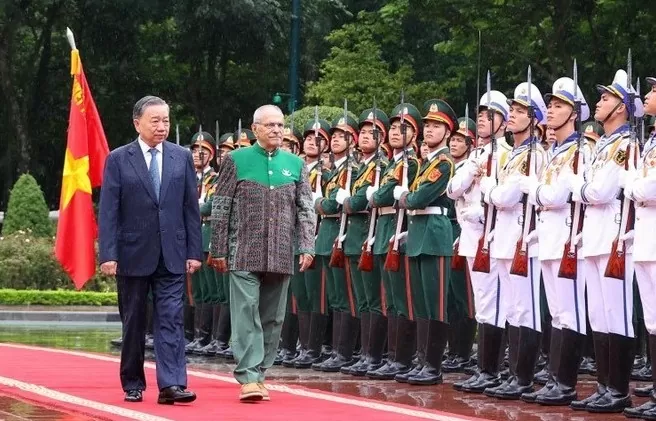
[
  {"xmin": 407, "ymin": 364, "xmax": 443, "ymax": 386},
  {"xmin": 393, "ymin": 364, "xmax": 421, "ymax": 383},
  {"xmin": 124, "ymin": 390, "xmax": 143, "ymax": 402},
  {"xmin": 453, "ymin": 371, "xmax": 480, "ymax": 391},
  {"xmin": 157, "ymin": 386, "xmax": 197, "ymax": 405},
  {"xmin": 585, "ymin": 387, "xmax": 631, "ymax": 413},
  {"xmin": 624, "ymin": 400, "xmax": 656, "ymax": 418},
  {"xmin": 521, "ymin": 381, "xmax": 555, "ymax": 403},
  {"xmin": 535, "ymin": 383, "xmax": 578, "ymax": 406},
  {"xmin": 533, "ymin": 368, "xmax": 550, "ymax": 385},
  {"xmin": 570, "ymin": 384, "xmax": 607, "ymax": 410},
  {"xmin": 634, "ymin": 384, "xmax": 654, "ymax": 397}
]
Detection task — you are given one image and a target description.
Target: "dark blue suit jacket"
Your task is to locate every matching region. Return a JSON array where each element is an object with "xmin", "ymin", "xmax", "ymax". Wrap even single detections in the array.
[{"xmin": 98, "ymin": 139, "xmax": 202, "ymax": 276}]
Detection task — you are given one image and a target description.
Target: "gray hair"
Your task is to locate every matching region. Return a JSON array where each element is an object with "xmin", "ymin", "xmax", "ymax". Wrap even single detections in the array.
[
  {"xmin": 133, "ymin": 96, "xmax": 168, "ymax": 120},
  {"xmin": 253, "ymin": 104, "xmax": 283, "ymax": 124}
]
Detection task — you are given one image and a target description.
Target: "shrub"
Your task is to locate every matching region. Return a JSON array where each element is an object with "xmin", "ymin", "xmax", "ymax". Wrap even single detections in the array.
[
  {"xmin": 0, "ymin": 232, "xmax": 116, "ymax": 292},
  {"xmin": 2, "ymin": 174, "xmax": 54, "ymax": 238},
  {"xmin": 285, "ymin": 106, "xmax": 358, "ymax": 128},
  {"xmin": 0, "ymin": 289, "xmax": 117, "ymax": 306}
]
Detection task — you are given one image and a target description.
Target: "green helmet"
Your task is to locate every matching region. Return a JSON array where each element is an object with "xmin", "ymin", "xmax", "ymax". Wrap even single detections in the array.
[
  {"xmin": 218, "ymin": 133, "xmax": 235, "ymax": 150},
  {"xmin": 422, "ymin": 99, "xmax": 458, "ymax": 132},
  {"xmin": 582, "ymin": 121, "xmax": 604, "ymax": 143},
  {"xmin": 390, "ymin": 103, "xmax": 423, "ymax": 134},
  {"xmin": 358, "ymin": 108, "xmax": 389, "ymax": 138},
  {"xmin": 454, "ymin": 117, "xmax": 476, "ymax": 145},
  {"xmin": 330, "ymin": 115, "xmax": 359, "ymax": 144}
]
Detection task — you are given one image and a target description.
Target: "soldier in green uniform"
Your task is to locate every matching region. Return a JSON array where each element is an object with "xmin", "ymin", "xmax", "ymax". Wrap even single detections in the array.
[
  {"xmin": 366, "ymin": 103, "xmax": 421, "ymax": 381},
  {"xmin": 442, "ymin": 117, "xmax": 478, "ymax": 373},
  {"xmin": 312, "ymin": 115, "xmax": 361, "ymax": 372},
  {"xmin": 197, "ymin": 133, "xmax": 235, "ymax": 357},
  {"xmin": 185, "ymin": 131, "xmax": 218, "ymax": 354},
  {"xmin": 337, "ymin": 108, "xmax": 390, "ymax": 376},
  {"xmin": 393, "ymin": 99, "xmax": 457, "ymax": 385},
  {"xmin": 292, "ymin": 118, "xmax": 333, "ymax": 369}
]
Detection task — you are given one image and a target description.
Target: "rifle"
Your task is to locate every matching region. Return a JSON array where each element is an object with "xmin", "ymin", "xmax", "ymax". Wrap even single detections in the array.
[
  {"xmin": 475, "ymin": 29, "xmax": 482, "ymax": 157},
  {"xmin": 329, "ymin": 99, "xmax": 352, "ymax": 268},
  {"xmin": 308, "ymin": 106, "xmax": 322, "ymax": 270},
  {"xmin": 384, "ymin": 91, "xmax": 409, "ymax": 272},
  {"xmin": 606, "ymin": 50, "xmax": 637, "ymax": 280},
  {"xmin": 236, "ymin": 119, "xmax": 242, "ymax": 149},
  {"xmin": 197, "ymin": 125, "xmax": 205, "ymax": 197},
  {"xmin": 638, "ymin": 79, "xmax": 646, "ymax": 150},
  {"xmin": 472, "ymin": 71, "xmax": 497, "ymax": 273},
  {"xmin": 359, "ymin": 98, "xmax": 381, "ymax": 271},
  {"xmin": 176, "ymin": 124, "xmax": 180, "ymax": 146},
  {"xmin": 559, "ymin": 59, "xmax": 584, "ymax": 279},
  {"xmin": 452, "ymin": 103, "xmax": 470, "ymax": 271},
  {"xmin": 510, "ymin": 66, "xmax": 537, "ymax": 277}
]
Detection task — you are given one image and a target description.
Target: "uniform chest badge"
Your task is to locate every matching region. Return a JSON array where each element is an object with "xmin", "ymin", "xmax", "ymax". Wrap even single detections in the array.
[{"xmin": 282, "ymin": 169, "xmax": 292, "ymax": 177}]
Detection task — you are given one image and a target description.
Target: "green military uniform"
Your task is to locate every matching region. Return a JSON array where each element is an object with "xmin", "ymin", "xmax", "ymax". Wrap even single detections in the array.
[
  {"xmin": 340, "ymin": 108, "xmax": 390, "ymax": 376},
  {"xmin": 288, "ymin": 119, "xmax": 333, "ymax": 369},
  {"xmin": 312, "ymin": 115, "xmax": 361, "ymax": 373},
  {"xmin": 398, "ymin": 98, "xmax": 457, "ymax": 385},
  {"xmin": 210, "ymin": 141, "xmax": 315, "ymax": 386},
  {"xmin": 367, "ymin": 103, "xmax": 421, "ymax": 380}
]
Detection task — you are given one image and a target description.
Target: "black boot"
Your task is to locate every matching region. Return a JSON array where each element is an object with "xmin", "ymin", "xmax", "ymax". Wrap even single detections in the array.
[
  {"xmin": 495, "ymin": 326, "xmax": 540, "ymax": 400},
  {"xmin": 215, "ymin": 304, "xmax": 234, "ymax": 360},
  {"xmin": 485, "ymin": 325, "xmax": 519, "ymax": 397},
  {"xmin": 523, "ymin": 327, "xmax": 562, "ymax": 403},
  {"xmin": 368, "ymin": 315, "xmax": 400, "ymax": 379},
  {"xmin": 536, "ymin": 328, "xmax": 583, "ymax": 406},
  {"xmin": 444, "ymin": 318, "xmax": 476, "ymax": 373},
  {"xmin": 408, "ymin": 320, "xmax": 448, "ymax": 385},
  {"xmin": 295, "ymin": 312, "xmax": 328, "ymax": 369},
  {"xmin": 627, "ymin": 334, "xmax": 656, "ymax": 419},
  {"xmin": 571, "ymin": 331, "xmax": 609, "ymax": 410},
  {"xmin": 183, "ymin": 304, "xmax": 195, "ymax": 344},
  {"xmin": 285, "ymin": 310, "xmax": 310, "ymax": 367},
  {"xmin": 461, "ymin": 323, "xmax": 504, "ymax": 393},
  {"xmin": 275, "ymin": 312, "xmax": 299, "ymax": 365},
  {"xmin": 185, "ymin": 303, "xmax": 204, "ymax": 353},
  {"xmin": 313, "ymin": 311, "xmax": 342, "ymax": 371},
  {"xmin": 352, "ymin": 313, "xmax": 387, "ymax": 376},
  {"xmin": 191, "ymin": 303, "xmax": 214, "ymax": 354},
  {"xmin": 392, "ymin": 317, "xmax": 425, "ymax": 382},
  {"xmin": 586, "ymin": 333, "xmax": 633, "ymax": 413},
  {"xmin": 197, "ymin": 304, "xmax": 222, "ymax": 356},
  {"xmin": 343, "ymin": 312, "xmax": 370, "ymax": 375},
  {"xmin": 321, "ymin": 312, "xmax": 358, "ymax": 372}
]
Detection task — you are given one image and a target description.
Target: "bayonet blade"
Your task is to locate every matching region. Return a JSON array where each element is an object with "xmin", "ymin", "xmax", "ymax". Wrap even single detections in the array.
[
  {"xmin": 573, "ymin": 59, "xmax": 578, "ymax": 100},
  {"xmin": 176, "ymin": 124, "xmax": 180, "ymax": 145},
  {"xmin": 527, "ymin": 65, "xmax": 532, "ymax": 114},
  {"xmin": 627, "ymin": 49, "xmax": 633, "ymax": 91},
  {"xmin": 236, "ymin": 119, "xmax": 242, "ymax": 148},
  {"xmin": 486, "ymin": 70, "xmax": 491, "ymax": 107}
]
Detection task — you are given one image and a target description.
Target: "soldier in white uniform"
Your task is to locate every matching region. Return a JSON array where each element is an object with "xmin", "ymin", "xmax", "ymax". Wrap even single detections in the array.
[
  {"xmin": 448, "ymin": 90, "xmax": 513, "ymax": 393},
  {"xmin": 517, "ymin": 77, "xmax": 592, "ymax": 406},
  {"xmin": 480, "ymin": 81, "xmax": 548, "ymax": 400},
  {"xmin": 567, "ymin": 69, "xmax": 643, "ymax": 413},
  {"xmin": 622, "ymin": 76, "xmax": 656, "ymax": 420}
]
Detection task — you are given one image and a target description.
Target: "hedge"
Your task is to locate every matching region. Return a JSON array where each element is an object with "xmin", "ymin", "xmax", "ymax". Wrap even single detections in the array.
[{"xmin": 0, "ymin": 289, "xmax": 117, "ymax": 306}]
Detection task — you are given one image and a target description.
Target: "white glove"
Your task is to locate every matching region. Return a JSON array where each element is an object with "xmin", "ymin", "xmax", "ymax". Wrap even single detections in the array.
[
  {"xmin": 393, "ymin": 186, "xmax": 409, "ymax": 200},
  {"xmin": 312, "ymin": 192, "xmax": 323, "ymax": 203},
  {"xmin": 565, "ymin": 173, "xmax": 585, "ymax": 193},
  {"xmin": 390, "ymin": 232, "xmax": 408, "ymax": 245},
  {"xmin": 461, "ymin": 206, "xmax": 484, "ymax": 223},
  {"xmin": 620, "ymin": 229, "xmax": 635, "ymax": 242},
  {"xmin": 337, "ymin": 234, "xmax": 347, "ymax": 243},
  {"xmin": 618, "ymin": 170, "xmax": 637, "ymax": 189},
  {"xmin": 479, "ymin": 176, "xmax": 496, "ymax": 195},
  {"xmin": 367, "ymin": 236, "xmax": 376, "ymax": 247},
  {"xmin": 465, "ymin": 160, "xmax": 480, "ymax": 177},
  {"xmin": 366, "ymin": 186, "xmax": 378, "ymax": 201},
  {"xmin": 518, "ymin": 175, "xmax": 538, "ymax": 194},
  {"xmin": 335, "ymin": 188, "xmax": 350, "ymax": 205}
]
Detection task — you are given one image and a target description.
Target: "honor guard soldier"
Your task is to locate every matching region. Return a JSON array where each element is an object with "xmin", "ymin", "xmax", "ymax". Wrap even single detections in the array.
[
  {"xmin": 480, "ymin": 79, "xmax": 548, "ymax": 399},
  {"xmin": 582, "ymin": 121, "xmax": 604, "ymax": 152},
  {"xmin": 312, "ymin": 115, "xmax": 360, "ymax": 372},
  {"xmin": 366, "ymin": 103, "xmax": 421, "ymax": 381},
  {"xmin": 567, "ymin": 69, "xmax": 643, "ymax": 413},
  {"xmin": 448, "ymin": 90, "xmax": 512, "ymax": 393},
  {"xmin": 186, "ymin": 131, "xmax": 218, "ymax": 354},
  {"xmin": 281, "ymin": 127, "xmax": 302, "ymax": 154},
  {"xmin": 392, "ymin": 99, "xmax": 458, "ymax": 385},
  {"xmin": 623, "ymin": 76, "xmax": 656, "ymax": 420},
  {"xmin": 517, "ymin": 76, "xmax": 591, "ymax": 405},
  {"xmin": 443, "ymin": 116, "xmax": 477, "ymax": 374},
  {"xmin": 290, "ymin": 118, "xmax": 332, "ymax": 369},
  {"xmin": 337, "ymin": 108, "xmax": 390, "ymax": 376}
]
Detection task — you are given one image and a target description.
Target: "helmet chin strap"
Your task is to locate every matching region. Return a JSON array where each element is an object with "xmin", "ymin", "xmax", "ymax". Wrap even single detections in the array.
[
  {"xmin": 599, "ymin": 100, "xmax": 624, "ymax": 125},
  {"xmin": 552, "ymin": 111, "xmax": 574, "ymax": 132}
]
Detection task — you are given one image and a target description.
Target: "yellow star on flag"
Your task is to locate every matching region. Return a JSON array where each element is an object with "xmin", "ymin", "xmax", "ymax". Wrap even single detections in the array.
[{"xmin": 60, "ymin": 148, "xmax": 92, "ymax": 209}]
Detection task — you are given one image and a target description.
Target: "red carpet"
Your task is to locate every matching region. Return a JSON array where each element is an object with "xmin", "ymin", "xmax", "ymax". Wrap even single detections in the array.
[{"xmin": 0, "ymin": 343, "xmax": 489, "ymax": 421}]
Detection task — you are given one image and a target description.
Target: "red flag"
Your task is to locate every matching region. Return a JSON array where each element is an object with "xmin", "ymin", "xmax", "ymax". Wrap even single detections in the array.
[{"xmin": 54, "ymin": 45, "xmax": 109, "ymax": 290}]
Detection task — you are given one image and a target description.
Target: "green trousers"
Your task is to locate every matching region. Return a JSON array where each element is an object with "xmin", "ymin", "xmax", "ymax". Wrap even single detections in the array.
[
  {"xmin": 346, "ymin": 256, "xmax": 381, "ymax": 315},
  {"xmin": 408, "ymin": 255, "xmax": 451, "ymax": 322},
  {"xmin": 290, "ymin": 255, "xmax": 310, "ymax": 312},
  {"xmin": 216, "ymin": 271, "xmax": 230, "ymax": 305},
  {"xmin": 447, "ymin": 265, "xmax": 475, "ymax": 322},
  {"xmin": 229, "ymin": 271, "xmax": 289, "ymax": 384},
  {"xmin": 191, "ymin": 271, "xmax": 203, "ymax": 306},
  {"xmin": 377, "ymin": 254, "xmax": 408, "ymax": 319},
  {"xmin": 320, "ymin": 255, "xmax": 357, "ymax": 315}
]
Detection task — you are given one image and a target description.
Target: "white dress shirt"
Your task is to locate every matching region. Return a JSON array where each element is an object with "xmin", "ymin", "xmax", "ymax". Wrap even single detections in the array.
[{"xmin": 138, "ymin": 138, "xmax": 163, "ymax": 182}]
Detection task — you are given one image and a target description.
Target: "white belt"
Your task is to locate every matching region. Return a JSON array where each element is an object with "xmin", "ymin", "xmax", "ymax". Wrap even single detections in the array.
[
  {"xmin": 407, "ymin": 206, "xmax": 448, "ymax": 216},
  {"xmin": 638, "ymin": 201, "xmax": 656, "ymax": 208},
  {"xmin": 538, "ymin": 205, "xmax": 568, "ymax": 212},
  {"xmin": 323, "ymin": 214, "xmax": 340, "ymax": 218},
  {"xmin": 379, "ymin": 206, "xmax": 396, "ymax": 215}
]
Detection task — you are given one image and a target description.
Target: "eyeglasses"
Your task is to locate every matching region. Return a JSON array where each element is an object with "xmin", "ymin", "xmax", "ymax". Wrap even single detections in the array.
[{"xmin": 257, "ymin": 122, "xmax": 284, "ymax": 130}]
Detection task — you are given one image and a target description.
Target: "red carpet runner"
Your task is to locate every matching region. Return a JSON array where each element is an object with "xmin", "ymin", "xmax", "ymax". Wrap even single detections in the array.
[{"xmin": 0, "ymin": 343, "xmax": 489, "ymax": 421}]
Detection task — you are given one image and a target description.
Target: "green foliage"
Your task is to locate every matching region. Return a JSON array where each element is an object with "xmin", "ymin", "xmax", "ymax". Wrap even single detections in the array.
[
  {"xmin": 2, "ymin": 174, "xmax": 53, "ymax": 238},
  {"xmin": 0, "ymin": 289, "xmax": 117, "ymax": 306},
  {"xmin": 286, "ymin": 106, "xmax": 358, "ymax": 127},
  {"xmin": 0, "ymin": 232, "xmax": 116, "ymax": 292}
]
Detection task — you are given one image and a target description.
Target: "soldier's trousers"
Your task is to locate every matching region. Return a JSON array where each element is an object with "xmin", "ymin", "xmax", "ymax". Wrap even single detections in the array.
[
  {"xmin": 635, "ymin": 261, "xmax": 656, "ymax": 335},
  {"xmin": 320, "ymin": 255, "xmax": 357, "ymax": 315},
  {"xmin": 447, "ymin": 264, "xmax": 475, "ymax": 322},
  {"xmin": 540, "ymin": 259, "xmax": 586, "ymax": 334},
  {"xmin": 376, "ymin": 254, "xmax": 408, "ymax": 318},
  {"xmin": 302, "ymin": 257, "xmax": 328, "ymax": 314},
  {"xmin": 200, "ymin": 262, "xmax": 221, "ymax": 304},
  {"xmin": 229, "ymin": 271, "xmax": 289, "ymax": 384},
  {"xmin": 466, "ymin": 257, "xmax": 505, "ymax": 328},
  {"xmin": 408, "ymin": 255, "xmax": 451, "ymax": 322},
  {"xmin": 585, "ymin": 254, "xmax": 634, "ymax": 337},
  {"xmin": 498, "ymin": 257, "xmax": 542, "ymax": 332},
  {"xmin": 290, "ymin": 255, "xmax": 310, "ymax": 312},
  {"xmin": 346, "ymin": 256, "xmax": 385, "ymax": 316},
  {"xmin": 190, "ymin": 271, "xmax": 203, "ymax": 307}
]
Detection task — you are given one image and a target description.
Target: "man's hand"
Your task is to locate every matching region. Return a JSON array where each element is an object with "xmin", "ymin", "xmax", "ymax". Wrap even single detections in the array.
[
  {"xmin": 100, "ymin": 261, "xmax": 117, "ymax": 276},
  {"xmin": 209, "ymin": 257, "xmax": 228, "ymax": 273},
  {"xmin": 299, "ymin": 253, "xmax": 314, "ymax": 272},
  {"xmin": 335, "ymin": 188, "xmax": 350, "ymax": 205},
  {"xmin": 186, "ymin": 259, "xmax": 202, "ymax": 274},
  {"xmin": 393, "ymin": 186, "xmax": 409, "ymax": 200}
]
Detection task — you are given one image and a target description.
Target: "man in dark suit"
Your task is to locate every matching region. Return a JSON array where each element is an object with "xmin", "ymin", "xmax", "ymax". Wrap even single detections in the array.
[{"xmin": 99, "ymin": 95, "xmax": 202, "ymax": 404}]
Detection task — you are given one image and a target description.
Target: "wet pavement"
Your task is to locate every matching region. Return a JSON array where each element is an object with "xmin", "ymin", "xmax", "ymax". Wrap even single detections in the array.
[{"xmin": 0, "ymin": 323, "xmax": 646, "ymax": 420}]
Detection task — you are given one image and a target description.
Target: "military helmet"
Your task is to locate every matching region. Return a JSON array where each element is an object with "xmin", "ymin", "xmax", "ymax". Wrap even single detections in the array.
[
  {"xmin": 218, "ymin": 133, "xmax": 235, "ymax": 150},
  {"xmin": 582, "ymin": 121, "xmax": 604, "ymax": 143},
  {"xmin": 330, "ymin": 115, "xmax": 359, "ymax": 144},
  {"xmin": 283, "ymin": 126, "xmax": 302, "ymax": 144},
  {"xmin": 236, "ymin": 129, "xmax": 256, "ymax": 147},
  {"xmin": 422, "ymin": 99, "xmax": 458, "ymax": 132},
  {"xmin": 454, "ymin": 117, "xmax": 476, "ymax": 145},
  {"xmin": 390, "ymin": 103, "xmax": 423, "ymax": 134},
  {"xmin": 358, "ymin": 108, "xmax": 390, "ymax": 139},
  {"xmin": 190, "ymin": 131, "xmax": 215, "ymax": 160}
]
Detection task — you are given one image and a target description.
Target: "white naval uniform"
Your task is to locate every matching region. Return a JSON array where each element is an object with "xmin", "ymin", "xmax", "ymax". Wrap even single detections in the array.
[
  {"xmin": 447, "ymin": 139, "xmax": 512, "ymax": 328},
  {"xmin": 629, "ymin": 133, "xmax": 656, "ymax": 335},
  {"xmin": 486, "ymin": 138, "xmax": 546, "ymax": 331},
  {"xmin": 524, "ymin": 133, "xmax": 592, "ymax": 334},
  {"xmin": 571, "ymin": 125, "xmax": 634, "ymax": 338}
]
